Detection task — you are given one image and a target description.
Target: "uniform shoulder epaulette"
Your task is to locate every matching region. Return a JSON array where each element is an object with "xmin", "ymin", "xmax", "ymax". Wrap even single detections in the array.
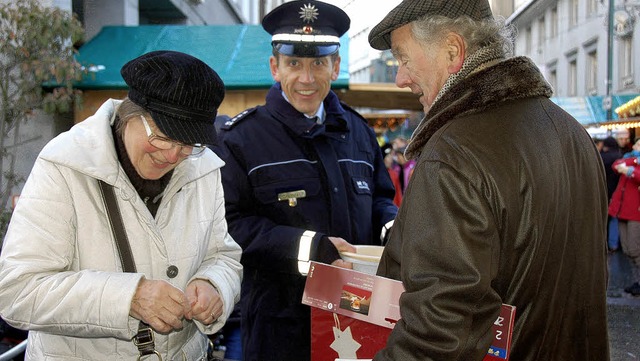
[
  {"xmin": 339, "ymin": 101, "xmax": 368, "ymax": 124},
  {"xmin": 221, "ymin": 107, "xmax": 258, "ymax": 130}
]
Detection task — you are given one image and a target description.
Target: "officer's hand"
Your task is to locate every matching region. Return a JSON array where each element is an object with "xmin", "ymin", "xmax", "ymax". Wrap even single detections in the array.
[
  {"xmin": 130, "ymin": 277, "xmax": 190, "ymax": 334},
  {"xmin": 184, "ymin": 279, "xmax": 223, "ymax": 326},
  {"xmin": 328, "ymin": 237, "xmax": 356, "ymax": 269}
]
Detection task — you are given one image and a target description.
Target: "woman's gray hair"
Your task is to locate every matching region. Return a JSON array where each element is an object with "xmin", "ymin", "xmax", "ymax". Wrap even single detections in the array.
[
  {"xmin": 411, "ymin": 15, "xmax": 516, "ymax": 57},
  {"xmin": 115, "ymin": 97, "xmax": 149, "ymax": 136}
]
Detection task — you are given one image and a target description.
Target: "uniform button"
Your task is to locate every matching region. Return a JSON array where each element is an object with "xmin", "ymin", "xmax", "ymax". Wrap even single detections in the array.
[
  {"xmin": 341, "ymin": 135, "xmax": 346, "ymax": 139},
  {"xmin": 333, "ymin": 187, "xmax": 339, "ymax": 193},
  {"xmin": 166, "ymin": 265, "xmax": 179, "ymax": 278}
]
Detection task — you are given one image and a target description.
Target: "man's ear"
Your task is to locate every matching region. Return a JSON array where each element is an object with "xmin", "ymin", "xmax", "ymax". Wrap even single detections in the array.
[
  {"xmin": 269, "ymin": 56, "xmax": 280, "ymax": 81},
  {"xmin": 331, "ymin": 55, "xmax": 341, "ymax": 81},
  {"xmin": 445, "ymin": 32, "xmax": 465, "ymax": 74}
]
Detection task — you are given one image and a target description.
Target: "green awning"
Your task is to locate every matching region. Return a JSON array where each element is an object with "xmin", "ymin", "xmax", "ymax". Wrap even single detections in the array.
[{"xmin": 75, "ymin": 24, "xmax": 350, "ymax": 90}]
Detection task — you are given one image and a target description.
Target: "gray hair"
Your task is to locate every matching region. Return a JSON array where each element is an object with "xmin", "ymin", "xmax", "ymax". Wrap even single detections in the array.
[
  {"xmin": 410, "ymin": 15, "xmax": 515, "ymax": 57},
  {"xmin": 115, "ymin": 97, "xmax": 150, "ymax": 136}
]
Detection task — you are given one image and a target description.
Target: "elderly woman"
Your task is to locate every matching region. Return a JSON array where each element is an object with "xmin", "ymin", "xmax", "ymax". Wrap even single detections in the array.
[{"xmin": 0, "ymin": 50, "xmax": 242, "ymax": 360}]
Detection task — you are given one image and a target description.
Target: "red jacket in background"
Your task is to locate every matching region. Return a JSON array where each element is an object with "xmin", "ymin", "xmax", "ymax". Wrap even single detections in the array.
[{"xmin": 608, "ymin": 156, "xmax": 640, "ymax": 222}]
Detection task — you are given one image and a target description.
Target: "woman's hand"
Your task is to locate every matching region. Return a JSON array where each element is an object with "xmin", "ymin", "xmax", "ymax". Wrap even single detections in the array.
[
  {"xmin": 130, "ymin": 277, "xmax": 190, "ymax": 334},
  {"xmin": 184, "ymin": 279, "xmax": 223, "ymax": 325}
]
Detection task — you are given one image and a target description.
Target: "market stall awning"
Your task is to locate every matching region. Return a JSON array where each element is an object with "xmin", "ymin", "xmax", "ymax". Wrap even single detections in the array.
[
  {"xmin": 550, "ymin": 94, "xmax": 639, "ymax": 126},
  {"xmin": 616, "ymin": 95, "xmax": 640, "ymax": 118},
  {"xmin": 74, "ymin": 24, "xmax": 350, "ymax": 90}
]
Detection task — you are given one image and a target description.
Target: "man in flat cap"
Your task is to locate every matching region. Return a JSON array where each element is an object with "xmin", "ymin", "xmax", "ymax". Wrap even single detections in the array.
[
  {"xmin": 213, "ymin": 1, "xmax": 398, "ymax": 360},
  {"xmin": 368, "ymin": 0, "xmax": 610, "ymax": 360}
]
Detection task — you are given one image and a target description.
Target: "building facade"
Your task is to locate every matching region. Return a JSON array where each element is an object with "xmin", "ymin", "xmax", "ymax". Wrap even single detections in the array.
[{"xmin": 508, "ymin": 0, "xmax": 639, "ymax": 121}]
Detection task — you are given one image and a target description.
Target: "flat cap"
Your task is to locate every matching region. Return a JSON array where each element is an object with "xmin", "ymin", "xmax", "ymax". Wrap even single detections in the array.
[
  {"xmin": 121, "ymin": 50, "xmax": 225, "ymax": 145},
  {"xmin": 262, "ymin": 0, "xmax": 350, "ymax": 57},
  {"xmin": 368, "ymin": 0, "xmax": 493, "ymax": 50}
]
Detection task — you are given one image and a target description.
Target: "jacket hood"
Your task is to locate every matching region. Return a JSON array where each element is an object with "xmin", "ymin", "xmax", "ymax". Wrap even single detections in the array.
[
  {"xmin": 38, "ymin": 99, "xmax": 224, "ymax": 187},
  {"xmin": 406, "ymin": 57, "xmax": 553, "ymax": 159}
]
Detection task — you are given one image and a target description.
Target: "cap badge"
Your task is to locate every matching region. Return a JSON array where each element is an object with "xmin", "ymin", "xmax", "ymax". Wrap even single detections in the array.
[{"xmin": 299, "ymin": 3, "xmax": 319, "ymax": 23}]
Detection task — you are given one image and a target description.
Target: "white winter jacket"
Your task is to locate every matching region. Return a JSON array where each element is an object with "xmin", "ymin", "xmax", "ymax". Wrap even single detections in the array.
[{"xmin": 0, "ymin": 99, "xmax": 243, "ymax": 360}]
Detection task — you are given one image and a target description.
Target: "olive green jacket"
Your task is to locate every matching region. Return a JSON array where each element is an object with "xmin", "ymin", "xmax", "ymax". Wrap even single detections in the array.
[{"xmin": 376, "ymin": 57, "xmax": 610, "ymax": 361}]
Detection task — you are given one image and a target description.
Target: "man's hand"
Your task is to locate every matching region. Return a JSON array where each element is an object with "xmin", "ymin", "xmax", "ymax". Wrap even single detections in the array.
[
  {"xmin": 184, "ymin": 279, "xmax": 223, "ymax": 326},
  {"xmin": 328, "ymin": 236, "xmax": 356, "ymax": 269},
  {"xmin": 129, "ymin": 278, "xmax": 190, "ymax": 334}
]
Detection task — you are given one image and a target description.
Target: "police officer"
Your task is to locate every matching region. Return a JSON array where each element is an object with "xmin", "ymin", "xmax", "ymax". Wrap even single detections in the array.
[{"xmin": 213, "ymin": 1, "xmax": 398, "ymax": 360}]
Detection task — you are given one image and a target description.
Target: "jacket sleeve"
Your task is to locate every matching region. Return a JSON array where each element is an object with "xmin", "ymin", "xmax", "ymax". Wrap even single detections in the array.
[
  {"xmin": 375, "ymin": 160, "xmax": 502, "ymax": 361},
  {"xmin": 0, "ymin": 159, "xmax": 143, "ymax": 340},
  {"xmin": 190, "ymin": 169, "xmax": 243, "ymax": 334}
]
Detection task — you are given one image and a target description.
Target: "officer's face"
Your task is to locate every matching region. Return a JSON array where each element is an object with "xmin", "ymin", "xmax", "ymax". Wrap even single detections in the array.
[{"xmin": 270, "ymin": 53, "xmax": 340, "ymax": 117}]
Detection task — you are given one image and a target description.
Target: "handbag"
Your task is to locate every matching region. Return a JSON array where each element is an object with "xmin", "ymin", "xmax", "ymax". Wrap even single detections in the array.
[{"xmin": 98, "ymin": 180, "xmax": 161, "ymax": 360}]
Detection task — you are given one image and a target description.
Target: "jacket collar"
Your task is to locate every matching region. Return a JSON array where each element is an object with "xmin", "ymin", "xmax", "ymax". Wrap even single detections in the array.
[
  {"xmin": 264, "ymin": 83, "xmax": 349, "ymax": 137},
  {"xmin": 406, "ymin": 56, "xmax": 553, "ymax": 159}
]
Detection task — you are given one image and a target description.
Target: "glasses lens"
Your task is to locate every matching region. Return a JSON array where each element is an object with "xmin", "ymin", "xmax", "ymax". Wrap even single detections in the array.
[{"xmin": 149, "ymin": 137, "xmax": 174, "ymax": 150}]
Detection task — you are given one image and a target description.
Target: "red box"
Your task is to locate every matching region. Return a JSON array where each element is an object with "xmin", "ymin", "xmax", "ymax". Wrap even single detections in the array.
[
  {"xmin": 303, "ymin": 262, "xmax": 515, "ymax": 361},
  {"xmin": 302, "ymin": 262, "xmax": 402, "ymax": 360}
]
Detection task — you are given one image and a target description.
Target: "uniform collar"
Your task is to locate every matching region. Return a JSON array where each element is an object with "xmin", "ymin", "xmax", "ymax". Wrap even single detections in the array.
[{"xmin": 266, "ymin": 83, "xmax": 348, "ymax": 137}]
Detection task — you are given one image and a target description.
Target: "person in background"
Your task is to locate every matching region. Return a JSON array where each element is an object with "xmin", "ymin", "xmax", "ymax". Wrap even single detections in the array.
[
  {"xmin": 594, "ymin": 137, "xmax": 604, "ymax": 152},
  {"xmin": 617, "ymin": 128, "xmax": 633, "ymax": 154},
  {"xmin": 0, "ymin": 50, "xmax": 242, "ymax": 360},
  {"xmin": 368, "ymin": 0, "xmax": 610, "ymax": 360},
  {"xmin": 382, "ymin": 143, "xmax": 403, "ymax": 207},
  {"xmin": 609, "ymin": 137, "xmax": 640, "ymax": 296},
  {"xmin": 601, "ymin": 136, "xmax": 622, "ymax": 251},
  {"xmin": 213, "ymin": 1, "xmax": 398, "ymax": 360},
  {"xmin": 391, "ymin": 136, "xmax": 415, "ymax": 197}
]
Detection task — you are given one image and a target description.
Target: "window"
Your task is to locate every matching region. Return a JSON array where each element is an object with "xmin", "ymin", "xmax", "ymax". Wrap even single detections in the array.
[
  {"xmin": 620, "ymin": 37, "xmax": 634, "ymax": 88},
  {"xmin": 551, "ymin": 7, "xmax": 558, "ymax": 37},
  {"xmin": 547, "ymin": 61, "xmax": 558, "ymax": 95},
  {"xmin": 538, "ymin": 17, "xmax": 545, "ymax": 46},
  {"xmin": 525, "ymin": 27, "xmax": 532, "ymax": 54},
  {"xmin": 566, "ymin": 52, "xmax": 578, "ymax": 96},
  {"xmin": 587, "ymin": 50, "xmax": 598, "ymax": 95},
  {"xmin": 569, "ymin": 0, "xmax": 579, "ymax": 27},
  {"xmin": 549, "ymin": 69, "xmax": 557, "ymax": 95},
  {"xmin": 587, "ymin": 0, "xmax": 598, "ymax": 17}
]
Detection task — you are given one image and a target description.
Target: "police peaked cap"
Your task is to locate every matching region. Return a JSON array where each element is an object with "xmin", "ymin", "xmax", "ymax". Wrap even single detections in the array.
[{"xmin": 262, "ymin": 0, "xmax": 350, "ymax": 57}]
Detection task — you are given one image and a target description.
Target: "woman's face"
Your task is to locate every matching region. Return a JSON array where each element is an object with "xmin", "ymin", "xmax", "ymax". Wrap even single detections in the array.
[{"xmin": 123, "ymin": 115, "xmax": 187, "ymax": 180}]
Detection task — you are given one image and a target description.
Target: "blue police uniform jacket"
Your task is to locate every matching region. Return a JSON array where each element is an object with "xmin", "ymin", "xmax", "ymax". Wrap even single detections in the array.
[{"xmin": 215, "ymin": 83, "xmax": 398, "ymax": 360}]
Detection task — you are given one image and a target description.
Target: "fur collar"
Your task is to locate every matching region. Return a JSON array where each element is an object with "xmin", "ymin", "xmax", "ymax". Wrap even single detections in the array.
[{"xmin": 405, "ymin": 56, "xmax": 553, "ymax": 159}]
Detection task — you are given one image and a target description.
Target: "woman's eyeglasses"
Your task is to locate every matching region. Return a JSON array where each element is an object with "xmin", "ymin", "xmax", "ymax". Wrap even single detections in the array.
[{"xmin": 140, "ymin": 115, "xmax": 207, "ymax": 156}]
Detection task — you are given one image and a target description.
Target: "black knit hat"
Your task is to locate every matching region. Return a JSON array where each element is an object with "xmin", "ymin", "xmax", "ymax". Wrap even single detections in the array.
[
  {"xmin": 120, "ymin": 50, "xmax": 225, "ymax": 145},
  {"xmin": 262, "ymin": 0, "xmax": 350, "ymax": 57},
  {"xmin": 368, "ymin": 0, "xmax": 493, "ymax": 50}
]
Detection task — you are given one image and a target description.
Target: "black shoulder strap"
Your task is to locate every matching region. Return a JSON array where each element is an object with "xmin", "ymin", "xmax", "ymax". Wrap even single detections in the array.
[
  {"xmin": 98, "ymin": 180, "xmax": 136, "ymax": 273},
  {"xmin": 98, "ymin": 180, "xmax": 160, "ymax": 360}
]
